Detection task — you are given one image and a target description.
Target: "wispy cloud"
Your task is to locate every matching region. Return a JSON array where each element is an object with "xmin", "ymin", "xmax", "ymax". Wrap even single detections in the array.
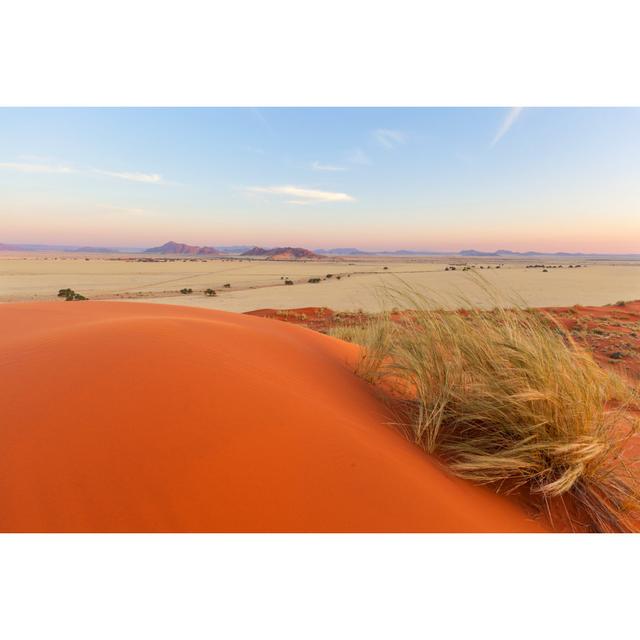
[
  {"xmin": 372, "ymin": 128, "xmax": 407, "ymax": 149},
  {"xmin": 249, "ymin": 108, "xmax": 275, "ymax": 135},
  {"xmin": 345, "ymin": 148, "xmax": 372, "ymax": 165},
  {"xmin": 94, "ymin": 169, "xmax": 165, "ymax": 184},
  {"xmin": 97, "ymin": 204, "xmax": 152, "ymax": 217},
  {"xmin": 0, "ymin": 161, "xmax": 75, "ymax": 174},
  {"xmin": 0, "ymin": 159, "xmax": 168, "ymax": 184},
  {"xmin": 312, "ymin": 161, "xmax": 347, "ymax": 172},
  {"xmin": 490, "ymin": 107, "xmax": 524, "ymax": 147},
  {"xmin": 247, "ymin": 185, "xmax": 355, "ymax": 204}
]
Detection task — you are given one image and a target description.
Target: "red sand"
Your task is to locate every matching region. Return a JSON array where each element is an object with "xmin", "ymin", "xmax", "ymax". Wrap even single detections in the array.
[{"xmin": 0, "ymin": 301, "xmax": 544, "ymax": 532}]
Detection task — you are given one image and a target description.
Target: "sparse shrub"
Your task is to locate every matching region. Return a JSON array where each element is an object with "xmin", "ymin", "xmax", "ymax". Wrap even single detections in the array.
[
  {"xmin": 284, "ymin": 279, "xmax": 294, "ymax": 285},
  {"xmin": 223, "ymin": 283, "xmax": 231, "ymax": 288},
  {"xmin": 542, "ymin": 269, "xmax": 548, "ymax": 272},
  {"xmin": 204, "ymin": 288, "xmax": 216, "ymax": 296},
  {"xmin": 180, "ymin": 288, "xmax": 193, "ymax": 294},
  {"xmin": 326, "ymin": 274, "xmax": 333, "ymax": 278},
  {"xmin": 308, "ymin": 278, "xmax": 321, "ymax": 284},
  {"xmin": 615, "ymin": 301, "xmax": 626, "ymax": 307},
  {"xmin": 59, "ymin": 288, "xmax": 87, "ymax": 301},
  {"xmin": 65, "ymin": 291, "xmax": 87, "ymax": 301}
]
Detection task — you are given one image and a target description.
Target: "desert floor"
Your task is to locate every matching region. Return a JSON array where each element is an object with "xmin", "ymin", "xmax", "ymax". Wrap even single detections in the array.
[{"xmin": 1, "ymin": 252, "xmax": 639, "ymax": 311}]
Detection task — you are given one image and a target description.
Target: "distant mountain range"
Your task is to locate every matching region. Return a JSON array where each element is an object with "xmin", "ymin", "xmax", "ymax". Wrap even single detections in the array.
[
  {"xmin": 0, "ymin": 243, "xmax": 145, "ymax": 252},
  {"xmin": 241, "ymin": 246, "xmax": 324, "ymax": 260},
  {"xmin": 66, "ymin": 246, "xmax": 119, "ymax": 253},
  {"xmin": 144, "ymin": 241, "xmax": 221, "ymax": 255},
  {"xmin": 315, "ymin": 247, "xmax": 370, "ymax": 256},
  {"xmin": 2, "ymin": 241, "xmax": 639, "ymax": 258}
]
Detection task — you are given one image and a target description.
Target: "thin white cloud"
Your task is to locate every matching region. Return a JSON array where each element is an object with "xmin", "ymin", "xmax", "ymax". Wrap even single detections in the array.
[
  {"xmin": 0, "ymin": 159, "xmax": 168, "ymax": 184},
  {"xmin": 490, "ymin": 107, "xmax": 524, "ymax": 147},
  {"xmin": 94, "ymin": 169, "xmax": 165, "ymax": 184},
  {"xmin": 248, "ymin": 185, "xmax": 355, "ymax": 203},
  {"xmin": 373, "ymin": 128, "xmax": 407, "ymax": 149},
  {"xmin": 312, "ymin": 161, "xmax": 347, "ymax": 172},
  {"xmin": 345, "ymin": 148, "xmax": 372, "ymax": 165},
  {"xmin": 0, "ymin": 161, "xmax": 75, "ymax": 174},
  {"xmin": 98, "ymin": 204, "xmax": 152, "ymax": 217}
]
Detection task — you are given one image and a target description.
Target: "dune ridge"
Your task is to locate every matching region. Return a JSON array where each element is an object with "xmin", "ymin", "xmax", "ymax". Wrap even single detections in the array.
[{"xmin": 0, "ymin": 301, "xmax": 545, "ymax": 532}]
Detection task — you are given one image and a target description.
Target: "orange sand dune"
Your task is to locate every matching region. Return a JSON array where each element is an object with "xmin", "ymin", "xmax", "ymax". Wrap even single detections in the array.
[{"xmin": 0, "ymin": 302, "xmax": 545, "ymax": 532}]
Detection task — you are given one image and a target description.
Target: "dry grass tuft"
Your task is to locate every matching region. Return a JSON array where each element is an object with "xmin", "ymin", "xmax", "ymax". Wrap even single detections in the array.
[
  {"xmin": 343, "ymin": 279, "xmax": 640, "ymax": 532},
  {"xmin": 328, "ymin": 314, "xmax": 392, "ymax": 382}
]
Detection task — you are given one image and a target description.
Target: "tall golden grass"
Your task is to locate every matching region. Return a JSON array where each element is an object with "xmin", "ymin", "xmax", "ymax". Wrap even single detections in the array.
[{"xmin": 334, "ymin": 280, "xmax": 640, "ymax": 532}]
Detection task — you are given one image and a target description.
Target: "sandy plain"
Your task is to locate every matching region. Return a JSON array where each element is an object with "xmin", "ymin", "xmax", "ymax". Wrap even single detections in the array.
[{"xmin": 1, "ymin": 252, "xmax": 639, "ymax": 312}]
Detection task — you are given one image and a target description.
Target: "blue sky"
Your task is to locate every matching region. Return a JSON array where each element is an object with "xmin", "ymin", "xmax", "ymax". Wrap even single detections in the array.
[{"xmin": 1, "ymin": 107, "xmax": 639, "ymax": 251}]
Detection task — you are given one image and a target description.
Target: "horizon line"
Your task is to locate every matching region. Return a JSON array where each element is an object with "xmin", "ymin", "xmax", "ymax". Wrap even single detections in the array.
[{"xmin": 2, "ymin": 240, "xmax": 639, "ymax": 257}]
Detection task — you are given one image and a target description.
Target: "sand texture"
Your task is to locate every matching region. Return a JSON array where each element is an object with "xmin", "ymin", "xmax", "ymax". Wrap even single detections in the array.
[{"xmin": 0, "ymin": 301, "xmax": 545, "ymax": 532}]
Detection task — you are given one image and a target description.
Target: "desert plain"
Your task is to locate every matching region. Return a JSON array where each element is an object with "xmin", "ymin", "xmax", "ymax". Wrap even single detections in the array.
[{"xmin": 1, "ymin": 252, "xmax": 639, "ymax": 311}]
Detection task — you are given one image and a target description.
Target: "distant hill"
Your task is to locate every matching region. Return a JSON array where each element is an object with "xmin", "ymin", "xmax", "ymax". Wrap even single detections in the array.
[
  {"xmin": 241, "ymin": 246, "xmax": 324, "ymax": 260},
  {"xmin": 315, "ymin": 247, "xmax": 370, "ymax": 256},
  {"xmin": 65, "ymin": 246, "xmax": 119, "ymax": 253},
  {"xmin": 144, "ymin": 241, "xmax": 221, "ymax": 255},
  {"xmin": 459, "ymin": 249, "xmax": 617, "ymax": 257},
  {"xmin": 0, "ymin": 243, "xmax": 143, "ymax": 252},
  {"xmin": 315, "ymin": 248, "xmax": 449, "ymax": 256},
  {"xmin": 215, "ymin": 245, "xmax": 254, "ymax": 254}
]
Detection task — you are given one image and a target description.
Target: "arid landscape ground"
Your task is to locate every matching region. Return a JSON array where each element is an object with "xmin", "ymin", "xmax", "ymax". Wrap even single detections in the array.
[
  {"xmin": 1, "ymin": 249, "xmax": 639, "ymax": 532},
  {"xmin": 1, "ymin": 252, "xmax": 639, "ymax": 311}
]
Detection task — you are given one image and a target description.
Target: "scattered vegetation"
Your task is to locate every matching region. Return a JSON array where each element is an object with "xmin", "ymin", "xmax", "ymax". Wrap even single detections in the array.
[
  {"xmin": 204, "ymin": 288, "xmax": 216, "ymax": 296},
  {"xmin": 223, "ymin": 283, "xmax": 231, "ymax": 288},
  {"xmin": 339, "ymin": 281, "xmax": 640, "ymax": 532},
  {"xmin": 58, "ymin": 288, "xmax": 87, "ymax": 301},
  {"xmin": 180, "ymin": 288, "xmax": 193, "ymax": 294},
  {"xmin": 284, "ymin": 279, "xmax": 294, "ymax": 285},
  {"xmin": 308, "ymin": 278, "xmax": 322, "ymax": 284}
]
